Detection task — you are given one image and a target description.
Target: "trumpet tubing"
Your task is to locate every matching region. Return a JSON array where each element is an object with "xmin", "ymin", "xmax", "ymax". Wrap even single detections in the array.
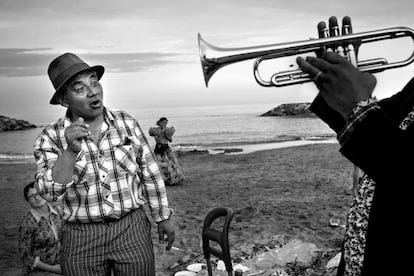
[
  {"xmin": 198, "ymin": 27, "xmax": 414, "ymax": 87},
  {"xmin": 269, "ymin": 58, "xmax": 389, "ymax": 87}
]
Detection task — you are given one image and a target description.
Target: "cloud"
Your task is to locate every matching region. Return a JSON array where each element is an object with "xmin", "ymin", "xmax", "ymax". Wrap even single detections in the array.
[{"xmin": 0, "ymin": 49, "xmax": 183, "ymax": 77}]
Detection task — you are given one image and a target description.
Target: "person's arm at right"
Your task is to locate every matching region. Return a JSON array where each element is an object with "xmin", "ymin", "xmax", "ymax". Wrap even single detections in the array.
[{"xmin": 352, "ymin": 165, "xmax": 362, "ymax": 195}]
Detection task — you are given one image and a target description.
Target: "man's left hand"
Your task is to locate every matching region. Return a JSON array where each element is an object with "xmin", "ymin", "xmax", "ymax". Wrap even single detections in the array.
[{"xmin": 158, "ymin": 219, "xmax": 175, "ymax": 250}]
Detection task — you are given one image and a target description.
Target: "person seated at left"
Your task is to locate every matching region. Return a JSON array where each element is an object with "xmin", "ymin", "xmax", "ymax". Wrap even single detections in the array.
[{"xmin": 18, "ymin": 181, "xmax": 63, "ymax": 275}]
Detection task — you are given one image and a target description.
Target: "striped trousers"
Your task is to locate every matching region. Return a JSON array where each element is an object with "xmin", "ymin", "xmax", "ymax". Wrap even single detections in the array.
[{"xmin": 60, "ymin": 208, "xmax": 155, "ymax": 276}]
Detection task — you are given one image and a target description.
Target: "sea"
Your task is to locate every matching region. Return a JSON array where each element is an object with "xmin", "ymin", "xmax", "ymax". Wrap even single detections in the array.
[{"xmin": 0, "ymin": 104, "xmax": 336, "ymax": 163}]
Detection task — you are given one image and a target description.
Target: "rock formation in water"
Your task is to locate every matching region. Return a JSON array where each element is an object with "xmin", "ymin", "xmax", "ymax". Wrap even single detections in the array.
[
  {"xmin": 261, "ymin": 103, "xmax": 316, "ymax": 117},
  {"xmin": 0, "ymin": 115, "xmax": 37, "ymax": 131}
]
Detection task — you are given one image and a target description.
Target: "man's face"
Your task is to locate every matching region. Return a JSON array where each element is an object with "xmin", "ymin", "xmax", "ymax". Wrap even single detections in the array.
[{"xmin": 63, "ymin": 70, "xmax": 104, "ymax": 121}]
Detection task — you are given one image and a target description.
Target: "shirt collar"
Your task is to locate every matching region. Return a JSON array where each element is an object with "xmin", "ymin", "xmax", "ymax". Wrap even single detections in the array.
[
  {"xmin": 103, "ymin": 107, "xmax": 115, "ymax": 123},
  {"xmin": 30, "ymin": 204, "xmax": 59, "ymax": 223}
]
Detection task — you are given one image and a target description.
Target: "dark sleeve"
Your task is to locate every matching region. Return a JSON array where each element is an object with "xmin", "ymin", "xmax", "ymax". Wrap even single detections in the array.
[
  {"xmin": 339, "ymin": 76, "xmax": 414, "ymax": 187},
  {"xmin": 339, "ymin": 109, "xmax": 412, "ymax": 181},
  {"xmin": 378, "ymin": 76, "xmax": 414, "ymax": 121},
  {"xmin": 310, "ymin": 77, "xmax": 414, "ymax": 186},
  {"xmin": 309, "ymin": 93, "xmax": 347, "ymax": 133}
]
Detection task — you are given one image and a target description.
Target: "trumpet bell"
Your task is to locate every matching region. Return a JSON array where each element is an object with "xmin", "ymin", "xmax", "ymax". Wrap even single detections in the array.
[{"xmin": 198, "ymin": 34, "xmax": 218, "ymax": 87}]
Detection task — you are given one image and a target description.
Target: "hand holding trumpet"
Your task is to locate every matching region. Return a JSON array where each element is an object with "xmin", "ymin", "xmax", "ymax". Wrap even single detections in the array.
[
  {"xmin": 297, "ymin": 51, "xmax": 376, "ymax": 120},
  {"xmin": 297, "ymin": 16, "xmax": 377, "ymax": 120}
]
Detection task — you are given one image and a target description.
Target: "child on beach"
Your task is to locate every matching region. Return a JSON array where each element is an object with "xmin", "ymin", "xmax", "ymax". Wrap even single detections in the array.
[
  {"xmin": 18, "ymin": 181, "xmax": 63, "ymax": 275},
  {"xmin": 149, "ymin": 117, "xmax": 185, "ymax": 185}
]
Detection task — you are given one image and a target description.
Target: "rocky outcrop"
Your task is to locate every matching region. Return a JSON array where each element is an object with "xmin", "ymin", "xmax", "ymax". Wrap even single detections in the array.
[
  {"xmin": 0, "ymin": 115, "xmax": 37, "ymax": 131},
  {"xmin": 261, "ymin": 103, "xmax": 316, "ymax": 117}
]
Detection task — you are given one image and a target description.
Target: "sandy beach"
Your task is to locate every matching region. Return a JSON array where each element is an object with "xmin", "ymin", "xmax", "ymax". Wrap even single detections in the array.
[{"xmin": 0, "ymin": 143, "xmax": 354, "ymax": 276}]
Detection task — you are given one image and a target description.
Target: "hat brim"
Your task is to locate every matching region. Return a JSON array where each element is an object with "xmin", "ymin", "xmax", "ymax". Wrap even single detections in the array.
[{"xmin": 49, "ymin": 65, "xmax": 105, "ymax": 105}]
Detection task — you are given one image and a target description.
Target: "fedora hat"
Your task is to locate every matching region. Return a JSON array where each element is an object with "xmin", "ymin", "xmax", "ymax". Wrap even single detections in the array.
[{"xmin": 48, "ymin": 53, "xmax": 105, "ymax": 105}]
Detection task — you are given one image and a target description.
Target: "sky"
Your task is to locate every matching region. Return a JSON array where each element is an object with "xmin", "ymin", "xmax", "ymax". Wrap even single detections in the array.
[{"xmin": 1, "ymin": 0, "xmax": 414, "ymax": 124}]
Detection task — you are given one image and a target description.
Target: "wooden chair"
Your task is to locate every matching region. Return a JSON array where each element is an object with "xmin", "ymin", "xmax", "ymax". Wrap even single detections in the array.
[{"xmin": 202, "ymin": 207, "xmax": 234, "ymax": 276}]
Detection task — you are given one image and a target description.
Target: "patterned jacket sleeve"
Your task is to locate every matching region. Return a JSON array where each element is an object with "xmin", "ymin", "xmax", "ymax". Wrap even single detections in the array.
[{"xmin": 18, "ymin": 215, "xmax": 36, "ymax": 271}]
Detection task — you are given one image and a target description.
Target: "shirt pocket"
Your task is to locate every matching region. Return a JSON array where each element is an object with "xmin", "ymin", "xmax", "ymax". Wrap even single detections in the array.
[{"xmin": 114, "ymin": 144, "xmax": 139, "ymax": 175}]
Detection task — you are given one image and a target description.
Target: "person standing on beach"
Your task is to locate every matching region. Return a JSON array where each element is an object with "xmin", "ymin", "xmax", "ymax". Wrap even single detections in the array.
[
  {"xmin": 149, "ymin": 117, "xmax": 185, "ymax": 185},
  {"xmin": 19, "ymin": 181, "xmax": 63, "ymax": 275},
  {"xmin": 33, "ymin": 53, "xmax": 175, "ymax": 276},
  {"xmin": 297, "ymin": 16, "xmax": 414, "ymax": 276}
]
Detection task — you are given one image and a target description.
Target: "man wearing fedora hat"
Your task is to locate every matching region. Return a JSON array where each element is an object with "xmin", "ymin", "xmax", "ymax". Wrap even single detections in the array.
[{"xmin": 33, "ymin": 53, "xmax": 175, "ymax": 276}]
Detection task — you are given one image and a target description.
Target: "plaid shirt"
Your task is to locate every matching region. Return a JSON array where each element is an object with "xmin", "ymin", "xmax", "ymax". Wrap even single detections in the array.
[{"xmin": 34, "ymin": 107, "xmax": 171, "ymax": 223}]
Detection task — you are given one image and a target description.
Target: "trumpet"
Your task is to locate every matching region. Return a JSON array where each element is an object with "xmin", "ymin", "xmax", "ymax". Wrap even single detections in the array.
[{"xmin": 198, "ymin": 24, "xmax": 414, "ymax": 87}]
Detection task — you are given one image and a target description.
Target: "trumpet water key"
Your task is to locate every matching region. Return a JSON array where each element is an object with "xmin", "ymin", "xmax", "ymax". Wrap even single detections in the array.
[{"xmin": 198, "ymin": 17, "xmax": 414, "ymax": 87}]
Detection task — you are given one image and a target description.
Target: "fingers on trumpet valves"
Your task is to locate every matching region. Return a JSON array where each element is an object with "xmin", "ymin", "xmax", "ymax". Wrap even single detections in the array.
[
  {"xmin": 329, "ymin": 16, "xmax": 347, "ymax": 57},
  {"xmin": 318, "ymin": 21, "xmax": 329, "ymax": 38},
  {"xmin": 328, "ymin": 16, "xmax": 340, "ymax": 37},
  {"xmin": 317, "ymin": 16, "xmax": 356, "ymax": 61},
  {"xmin": 316, "ymin": 21, "xmax": 329, "ymax": 57},
  {"xmin": 342, "ymin": 16, "xmax": 352, "ymax": 35},
  {"xmin": 341, "ymin": 16, "xmax": 358, "ymax": 65}
]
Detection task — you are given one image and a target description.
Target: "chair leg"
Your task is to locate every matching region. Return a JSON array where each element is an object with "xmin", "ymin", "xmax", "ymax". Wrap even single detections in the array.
[{"xmin": 206, "ymin": 259, "xmax": 213, "ymax": 276}]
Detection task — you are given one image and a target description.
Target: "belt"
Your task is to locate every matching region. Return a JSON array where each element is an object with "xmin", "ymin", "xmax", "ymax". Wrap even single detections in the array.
[
  {"xmin": 102, "ymin": 216, "xmax": 120, "ymax": 224},
  {"xmin": 64, "ymin": 207, "xmax": 142, "ymax": 225},
  {"xmin": 101, "ymin": 207, "xmax": 141, "ymax": 224}
]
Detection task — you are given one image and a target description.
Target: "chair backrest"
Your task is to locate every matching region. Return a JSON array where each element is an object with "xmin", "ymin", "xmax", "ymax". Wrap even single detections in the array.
[{"xmin": 202, "ymin": 207, "xmax": 234, "ymax": 274}]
